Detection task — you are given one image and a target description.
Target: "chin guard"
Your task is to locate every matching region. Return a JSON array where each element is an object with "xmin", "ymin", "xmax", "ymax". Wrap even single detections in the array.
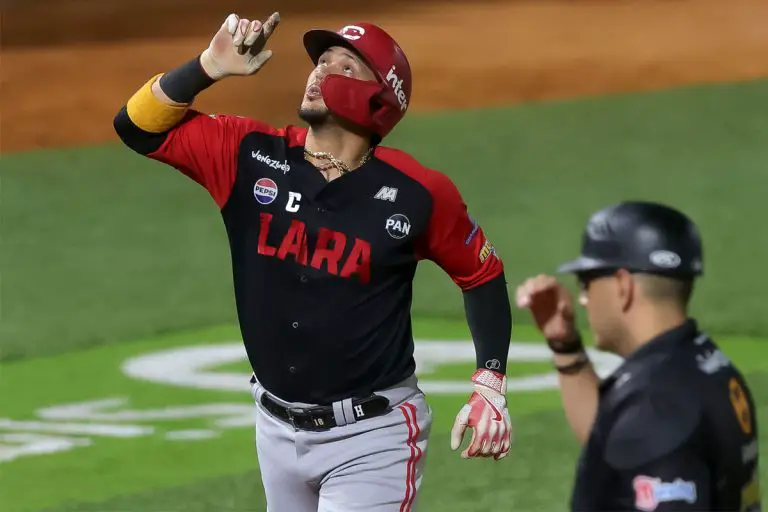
[{"xmin": 320, "ymin": 75, "xmax": 401, "ymax": 138}]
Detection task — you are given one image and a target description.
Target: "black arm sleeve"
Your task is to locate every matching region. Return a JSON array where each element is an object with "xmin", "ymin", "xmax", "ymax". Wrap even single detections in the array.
[
  {"xmin": 462, "ymin": 272, "xmax": 512, "ymax": 374},
  {"xmin": 157, "ymin": 55, "xmax": 215, "ymax": 104},
  {"xmin": 113, "ymin": 107, "xmax": 169, "ymax": 156}
]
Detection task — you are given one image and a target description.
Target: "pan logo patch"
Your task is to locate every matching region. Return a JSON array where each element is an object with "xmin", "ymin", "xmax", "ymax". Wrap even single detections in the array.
[{"xmin": 385, "ymin": 214, "xmax": 411, "ymax": 240}]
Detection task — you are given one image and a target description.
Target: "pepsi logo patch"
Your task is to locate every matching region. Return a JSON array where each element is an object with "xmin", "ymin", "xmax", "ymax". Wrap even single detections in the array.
[
  {"xmin": 385, "ymin": 214, "xmax": 411, "ymax": 240},
  {"xmin": 253, "ymin": 178, "xmax": 278, "ymax": 205},
  {"xmin": 340, "ymin": 25, "xmax": 365, "ymax": 41}
]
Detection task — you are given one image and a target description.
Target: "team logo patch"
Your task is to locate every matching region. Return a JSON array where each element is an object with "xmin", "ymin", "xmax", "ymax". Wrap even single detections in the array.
[
  {"xmin": 633, "ymin": 476, "xmax": 697, "ymax": 511},
  {"xmin": 385, "ymin": 214, "xmax": 411, "ymax": 239},
  {"xmin": 253, "ymin": 178, "xmax": 278, "ymax": 205},
  {"xmin": 479, "ymin": 239, "xmax": 496, "ymax": 262},
  {"xmin": 339, "ymin": 25, "xmax": 365, "ymax": 41}
]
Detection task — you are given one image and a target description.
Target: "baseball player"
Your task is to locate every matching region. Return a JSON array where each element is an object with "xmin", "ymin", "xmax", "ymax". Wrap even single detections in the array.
[
  {"xmin": 113, "ymin": 12, "xmax": 514, "ymax": 512},
  {"xmin": 515, "ymin": 201, "xmax": 761, "ymax": 511}
]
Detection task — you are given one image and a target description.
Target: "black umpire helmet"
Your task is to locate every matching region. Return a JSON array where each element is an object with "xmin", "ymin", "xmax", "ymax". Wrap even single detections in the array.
[{"xmin": 557, "ymin": 201, "xmax": 703, "ymax": 278}]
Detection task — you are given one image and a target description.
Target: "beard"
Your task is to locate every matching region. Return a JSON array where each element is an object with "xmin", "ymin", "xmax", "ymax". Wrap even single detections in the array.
[{"xmin": 298, "ymin": 103, "xmax": 331, "ymax": 127}]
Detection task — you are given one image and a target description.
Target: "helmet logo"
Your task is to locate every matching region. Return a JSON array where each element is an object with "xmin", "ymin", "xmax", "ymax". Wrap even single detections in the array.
[
  {"xmin": 385, "ymin": 65, "xmax": 408, "ymax": 112},
  {"xmin": 586, "ymin": 219, "xmax": 611, "ymax": 241},
  {"xmin": 649, "ymin": 250, "xmax": 681, "ymax": 269},
  {"xmin": 340, "ymin": 25, "xmax": 365, "ymax": 41}
]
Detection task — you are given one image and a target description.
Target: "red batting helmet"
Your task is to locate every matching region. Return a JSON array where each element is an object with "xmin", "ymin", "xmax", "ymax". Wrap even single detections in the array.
[{"xmin": 303, "ymin": 23, "xmax": 412, "ymax": 140}]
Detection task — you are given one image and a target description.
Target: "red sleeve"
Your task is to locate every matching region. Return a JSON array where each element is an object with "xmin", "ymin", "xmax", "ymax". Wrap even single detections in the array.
[
  {"xmin": 417, "ymin": 172, "xmax": 504, "ymax": 290},
  {"xmin": 147, "ymin": 111, "xmax": 280, "ymax": 208}
]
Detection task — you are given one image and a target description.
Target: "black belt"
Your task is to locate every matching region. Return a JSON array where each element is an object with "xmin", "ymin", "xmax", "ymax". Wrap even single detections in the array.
[{"xmin": 259, "ymin": 392, "xmax": 391, "ymax": 432}]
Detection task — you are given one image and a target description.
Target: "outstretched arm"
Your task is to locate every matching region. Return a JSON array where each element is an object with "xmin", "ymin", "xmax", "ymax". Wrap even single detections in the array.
[
  {"xmin": 112, "ymin": 12, "xmax": 280, "ymax": 207},
  {"xmin": 415, "ymin": 172, "xmax": 513, "ymax": 460}
]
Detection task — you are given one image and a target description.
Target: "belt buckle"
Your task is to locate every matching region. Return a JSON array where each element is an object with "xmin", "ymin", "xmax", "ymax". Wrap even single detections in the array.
[{"xmin": 286, "ymin": 408, "xmax": 296, "ymax": 427}]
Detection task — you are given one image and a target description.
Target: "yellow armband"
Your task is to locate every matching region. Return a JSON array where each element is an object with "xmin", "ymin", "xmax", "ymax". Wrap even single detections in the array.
[{"xmin": 126, "ymin": 74, "xmax": 190, "ymax": 133}]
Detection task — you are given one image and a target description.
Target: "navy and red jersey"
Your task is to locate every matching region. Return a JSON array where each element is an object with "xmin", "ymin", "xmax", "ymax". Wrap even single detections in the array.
[{"xmin": 115, "ymin": 110, "xmax": 504, "ymax": 404}]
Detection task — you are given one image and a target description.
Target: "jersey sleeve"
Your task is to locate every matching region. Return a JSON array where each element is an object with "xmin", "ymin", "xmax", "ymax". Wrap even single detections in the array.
[
  {"xmin": 146, "ymin": 111, "xmax": 279, "ymax": 208},
  {"xmin": 416, "ymin": 173, "xmax": 504, "ymax": 290},
  {"xmin": 604, "ymin": 387, "xmax": 710, "ymax": 511}
]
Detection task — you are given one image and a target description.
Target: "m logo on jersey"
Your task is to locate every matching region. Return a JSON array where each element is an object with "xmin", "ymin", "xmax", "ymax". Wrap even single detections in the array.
[
  {"xmin": 374, "ymin": 186, "xmax": 398, "ymax": 202},
  {"xmin": 253, "ymin": 178, "xmax": 278, "ymax": 205},
  {"xmin": 386, "ymin": 214, "xmax": 411, "ymax": 239}
]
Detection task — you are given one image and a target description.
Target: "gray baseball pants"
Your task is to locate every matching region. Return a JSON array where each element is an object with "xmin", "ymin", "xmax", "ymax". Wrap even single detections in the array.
[{"xmin": 250, "ymin": 374, "xmax": 432, "ymax": 512}]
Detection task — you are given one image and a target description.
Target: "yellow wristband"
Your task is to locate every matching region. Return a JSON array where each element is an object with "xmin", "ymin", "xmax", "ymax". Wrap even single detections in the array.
[{"xmin": 126, "ymin": 74, "xmax": 189, "ymax": 133}]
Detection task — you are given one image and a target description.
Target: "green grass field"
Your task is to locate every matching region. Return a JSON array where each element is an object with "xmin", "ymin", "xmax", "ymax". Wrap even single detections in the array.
[{"xmin": 2, "ymin": 79, "xmax": 767, "ymax": 511}]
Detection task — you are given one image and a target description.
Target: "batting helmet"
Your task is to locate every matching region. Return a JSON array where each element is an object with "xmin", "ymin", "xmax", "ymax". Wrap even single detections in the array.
[
  {"xmin": 557, "ymin": 201, "xmax": 704, "ymax": 278},
  {"xmin": 303, "ymin": 23, "xmax": 412, "ymax": 140}
]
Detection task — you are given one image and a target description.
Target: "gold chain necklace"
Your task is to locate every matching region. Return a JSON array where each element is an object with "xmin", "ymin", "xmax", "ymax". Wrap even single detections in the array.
[{"xmin": 304, "ymin": 147, "xmax": 373, "ymax": 180}]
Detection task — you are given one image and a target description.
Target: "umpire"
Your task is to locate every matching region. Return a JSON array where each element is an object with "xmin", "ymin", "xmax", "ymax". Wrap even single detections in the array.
[{"xmin": 515, "ymin": 200, "xmax": 761, "ymax": 511}]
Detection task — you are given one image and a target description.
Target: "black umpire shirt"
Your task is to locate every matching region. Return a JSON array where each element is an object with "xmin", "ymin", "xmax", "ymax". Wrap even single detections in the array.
[
  {"xmin": 571, "ymin": 318, "xmax": 761, "ymax": 512},
  {"xmin": 114, "ymin": 110, "xmax": 507, "ymax": 405}
]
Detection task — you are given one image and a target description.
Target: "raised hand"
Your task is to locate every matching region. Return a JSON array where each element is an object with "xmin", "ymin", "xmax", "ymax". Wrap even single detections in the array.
[{"xmin": 200, "ymin": 12, "xmax": 281, "ymax": 80}]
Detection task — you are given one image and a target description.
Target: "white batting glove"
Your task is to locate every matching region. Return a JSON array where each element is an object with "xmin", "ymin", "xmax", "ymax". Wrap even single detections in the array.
[
  {"xmin": 450, "ymin": 369, "xmax": 512, "ymax": 460},
  {"xmin": 199, "ymin": 12, "xmax": 280, "ymax": 81}
]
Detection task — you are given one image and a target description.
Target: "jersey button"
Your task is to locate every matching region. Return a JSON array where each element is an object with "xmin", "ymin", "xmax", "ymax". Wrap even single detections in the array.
[
  {"xmin": 317, "ymin": 207, "xmax": 326, "ymax": 213},
  {"xmin": 288, "ymin": 366, "xmax": 297, "ymax": 374},
  {"xmin": 292, "ymin": 321, "xmax": 299, "ymax": 328},
  {"xmin": 299, "ymin": 274, "xmax": 308, "ymax": 283}
]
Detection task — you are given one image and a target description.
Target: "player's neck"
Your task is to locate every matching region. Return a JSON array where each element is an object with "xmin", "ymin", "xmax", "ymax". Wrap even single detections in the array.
[
  {"xmin": 304, "ymin": 124, "xmax": 372, "ymax": 172},
  {"xmin": 621, "ymin": 306, "xmax": 688, "ymax": 357}
]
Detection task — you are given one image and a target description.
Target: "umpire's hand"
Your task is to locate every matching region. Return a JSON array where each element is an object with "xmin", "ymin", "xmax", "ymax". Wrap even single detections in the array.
[
  {"xmin": 515, "ymin": 275, "xmax": 582, "ymax": 352},
  {"xmin": 200, "ymin": 12, "xmax": 281, "ymax": 80}
]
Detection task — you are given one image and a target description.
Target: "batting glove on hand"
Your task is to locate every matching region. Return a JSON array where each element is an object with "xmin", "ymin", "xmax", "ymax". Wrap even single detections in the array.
[
  {"xmin": 200, "ymin": 12, "xmax": 280, "ymax": 81},
  {"xmin": 450, "ymin": 369, "xmax": 512, "ymax": 460}
]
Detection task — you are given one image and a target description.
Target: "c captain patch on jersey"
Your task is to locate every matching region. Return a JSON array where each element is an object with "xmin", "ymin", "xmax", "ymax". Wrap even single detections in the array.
[
  {"xmin": 385, "ymin": 214, "xmax": 411, "ymax": 239},
  {"xmin": 253, "ymin": 178, "xmax": 279, "ymax": 205}
]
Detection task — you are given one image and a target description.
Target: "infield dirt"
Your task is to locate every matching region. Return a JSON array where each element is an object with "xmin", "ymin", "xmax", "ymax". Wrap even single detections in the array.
[{"xmin": 2, "ymin": 0, "xmax": 767, "ymax": 152}]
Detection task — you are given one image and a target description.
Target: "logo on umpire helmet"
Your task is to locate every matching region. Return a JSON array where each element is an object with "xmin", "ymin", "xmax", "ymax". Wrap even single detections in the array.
[
  {"xmin": 649, "ymin": 250, "xmax": 681, "ymax": 269},
  {"xmin": 586, "ymin": 212, "xmax": 612, "ymax": 241},
  {"xmin": 385, "ymin": 214, "xmax": 411, "ymax": 239}
]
